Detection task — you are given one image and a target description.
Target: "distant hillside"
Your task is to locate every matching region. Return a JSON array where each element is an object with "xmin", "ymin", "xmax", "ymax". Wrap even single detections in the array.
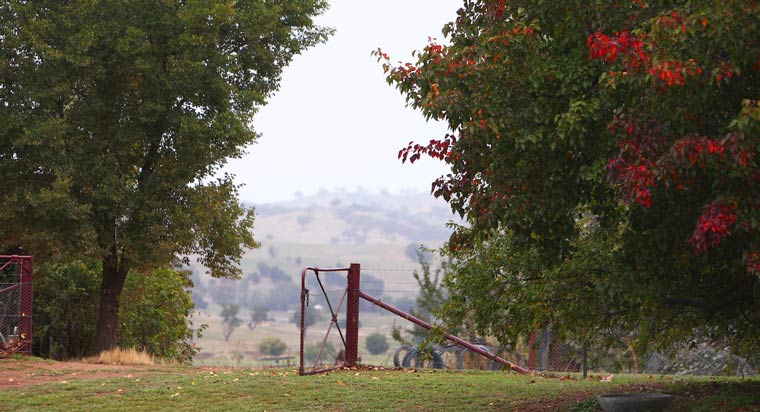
[
  {"xmin": 249, "ymin": 189, "xmax": 456, "ymax": 245},
  {"xmin": 191, "ymin": 188, "xmax": 457, "ymax": 313},
  {"xmin": 190, "ymin": 189, "xmax": 457, "ymax": 363}
]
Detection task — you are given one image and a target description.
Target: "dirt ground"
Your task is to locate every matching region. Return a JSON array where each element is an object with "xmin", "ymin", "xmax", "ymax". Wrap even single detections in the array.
[{"xmin": 0, "ymin": 358, "xmax": 151, "ymax": 389}]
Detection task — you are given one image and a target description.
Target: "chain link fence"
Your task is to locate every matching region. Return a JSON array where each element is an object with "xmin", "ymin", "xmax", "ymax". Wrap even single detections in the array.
[
  {"xmin": 0, "ymin": 256, "xmax": 33, "ymax": 356},
  {"xmin": 300, "ymin": 265, "xmax": 757, "ymax": 376}
]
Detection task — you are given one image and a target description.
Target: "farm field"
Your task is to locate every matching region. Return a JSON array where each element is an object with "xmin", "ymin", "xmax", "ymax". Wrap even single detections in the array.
[
  {"xmin": 1, "ymin": 357, "xmax": 759, "ymax": 412},
  {"xmin": 192, "ymin": 307, "xmax": 423, "ymax": 370},
  {"xmin": 190, "ymin": 190, "xmax": 452, "ymax": 367}
]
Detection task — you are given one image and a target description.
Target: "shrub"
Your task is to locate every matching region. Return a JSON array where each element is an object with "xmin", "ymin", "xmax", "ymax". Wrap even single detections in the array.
[
  {"xmin": 34, "ymin": 260, "xmax": 202, "ymax": 363},
  {"xmin": 119, "ymin": 268, "xmax": 202, "ymax": 363},
  {"xmin": 303, "ymin": 341, "xmax": 337, "ymax": 363},
  {"xmin": 34, "ymin": 261, "xmax": 100, "ymax": 359},
  {"xmin": 259, "ymin": 337, "xmax": 287, "ymax": 356},
  {"xmin": 365, "ymin": 332, "xmax": 389, "ymax": 355}
]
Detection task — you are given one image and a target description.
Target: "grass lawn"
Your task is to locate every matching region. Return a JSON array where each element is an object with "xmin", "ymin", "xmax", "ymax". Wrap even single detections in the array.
[{"xmin": 0, "ymin": 358, "xmax": 758, "ymax": 411}]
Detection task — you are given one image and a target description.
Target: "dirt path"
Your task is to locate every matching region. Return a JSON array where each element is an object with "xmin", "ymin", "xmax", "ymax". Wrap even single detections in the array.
[{"xmin": 0, "ymin": 358, "xmax": 151, "ymax": 389}]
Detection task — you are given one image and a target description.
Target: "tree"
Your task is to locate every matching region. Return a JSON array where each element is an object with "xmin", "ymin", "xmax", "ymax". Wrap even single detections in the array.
[
  {"xmin": 392, "ymin": 250, "xmax": 451, "ymax": 345},
  {"xmin": 35, "ymin": 260, "xmax": 202, "ymax": 362},
  {"xmin": 405, "ymin": 242, "xmax": 432, "ymax": 263},
  {"xmin": 365, "ymin": 332, "xmax": 390, "ymax": 355},
  {"xmin": 220, "ymin": 304, "xmax": 243, "ymax": 342},
  {"xmin": 291, "ymin": 304, "xmax": 324, "ymax": 331},
  {"xmin": 258, "ymin": 337, "xmax": 287, "ymax": 356},
  {"xmin": 248, "ymin": 305, "xmax": 269, "ymax": 330},
  {"xmin": 0, "ymin": 0, "xmax": 331, "ymax": 352},
  {"xmin": 379, "ymin": 1, "xmax": 760, "ymax": 359}
]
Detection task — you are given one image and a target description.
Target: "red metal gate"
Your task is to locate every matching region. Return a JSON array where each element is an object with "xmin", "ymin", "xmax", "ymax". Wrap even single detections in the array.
[
  {"xmin": 0, "ymin": 255, "xmax": 33, "ymax": 356},
  {"xmin": 298, "ymin": 263, "xmax": 528, "ymax": 375}
]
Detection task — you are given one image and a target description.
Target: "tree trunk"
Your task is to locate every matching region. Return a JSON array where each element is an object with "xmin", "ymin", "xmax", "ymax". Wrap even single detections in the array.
[{"xmin": 96, "ymin": 253, "xmax": 128, "ymax": 353}]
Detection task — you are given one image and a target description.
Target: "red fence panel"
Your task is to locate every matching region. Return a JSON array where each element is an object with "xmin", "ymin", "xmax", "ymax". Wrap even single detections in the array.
[{"xmin": 0, "ymin": 255, "xmax": 33, "ymax": 356}]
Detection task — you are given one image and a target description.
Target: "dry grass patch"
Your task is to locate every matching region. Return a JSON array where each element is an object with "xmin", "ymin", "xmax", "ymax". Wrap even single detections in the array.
[{"xmin": 85, "ymin": 347, "xmax": 155, "ymax": 366}]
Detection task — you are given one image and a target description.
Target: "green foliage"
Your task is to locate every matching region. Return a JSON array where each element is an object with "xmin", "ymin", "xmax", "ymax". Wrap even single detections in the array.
[
  {"xmin": 34, "ymin": 261, "xmax": 201, "ymax": 363},
  {"xmin": 251, "ymin": 305, "xmax": 269, "ymax": 324},
  {"xmin": 411, "ymin": 250, "xmax": 449, "ymax": 321},
  {"xmin": 258, "ymin": 337, "xmax": 287, "ymax": 356},
  {"xmin": 568, "ymin": 398, "xmax": 601, "ymax": 412},
  {"xmin": 33, "ymin": 261, "xmax": 99, "ymax": 359},
  {"xmin": 395, "ymin": 250, "xmax": 452, "ymax": 346},
  {"xmin": 303, "ymin": 341, "xmax": 337, "ymax": 363},
  {"xmin": 382, "ymin": 0, "xmax": 760, "ymax": 361},
  {"xmin": 220, "ymin": 304, "xmax": 243, "ymax": 342},
  {"xmin": 365, "ymin": 332, "xmax": 390, "ymax": 355},
  {"xmin": 119, "ymin": 268, "xmax": 202, "ymax": 364},
  {"xmin": 291, "ymin": 305, "xmax": 325, "ymax": 330},
  {"xmin": 0, "ymin": 0, "xmax": 332, "ymax": 350}
]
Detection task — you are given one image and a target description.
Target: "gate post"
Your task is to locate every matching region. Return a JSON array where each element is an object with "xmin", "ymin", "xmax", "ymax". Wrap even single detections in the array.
[{"xmin": 345, "ymin": 263, "xmax": 360, "ymax": 366}]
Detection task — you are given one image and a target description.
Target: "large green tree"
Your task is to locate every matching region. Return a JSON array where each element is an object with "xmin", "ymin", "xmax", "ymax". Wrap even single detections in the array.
[
  {"xmin": 0, "ymin": 0, "xmax": 331, "ymax": 352},
  {"xmin": 380, "ymin": 1, "xmax": 760, "ymax": 358}
]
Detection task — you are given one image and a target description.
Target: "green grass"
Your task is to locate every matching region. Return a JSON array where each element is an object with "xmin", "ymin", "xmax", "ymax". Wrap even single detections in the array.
[
  {"xmin": 3, "ymin": 360, "xmax": 759, "ymax": 412},
  {"xmin": 672, "ymin": 380, "xmax": 760, "ymax": 412}
]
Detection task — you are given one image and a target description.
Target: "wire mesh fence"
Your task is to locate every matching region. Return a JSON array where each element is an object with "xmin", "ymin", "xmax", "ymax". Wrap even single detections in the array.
[
  {"xmin": 299, "ymin": 264, "xmax": 757, "ymax": 376},
  {"xmin": 299, "ymin": 273, "xmax": 350, "ymax": 371},
  {"xmin": 0, "ymin": 256, "xmax": 33, "ymax": 356}
]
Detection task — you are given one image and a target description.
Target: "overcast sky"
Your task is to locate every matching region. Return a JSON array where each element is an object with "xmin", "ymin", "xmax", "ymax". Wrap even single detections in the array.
[{"xmin": 222, "ymin": 0, "xmax": 463, "ymax": 204}]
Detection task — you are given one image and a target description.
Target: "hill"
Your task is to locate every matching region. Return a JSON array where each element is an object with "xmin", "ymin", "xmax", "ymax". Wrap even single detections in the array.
[{"xmin": 189, "ymin": 189, "xmax": 456, "ymax": 364}]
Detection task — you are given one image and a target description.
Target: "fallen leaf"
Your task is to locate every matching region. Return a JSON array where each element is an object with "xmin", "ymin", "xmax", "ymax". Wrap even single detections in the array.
[
  {"xmin": 171, "ymin": 392, "xmax": 180, "ymax": 398},
  {"xmin": 336, "ymin": 380, "xmax": 345, "ymax": 386}
]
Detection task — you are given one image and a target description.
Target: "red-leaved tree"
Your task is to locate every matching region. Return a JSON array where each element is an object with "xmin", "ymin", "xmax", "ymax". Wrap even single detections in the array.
[{"xmin": 379, "ymin": 0, "xmax": 760, "ymax": 359}]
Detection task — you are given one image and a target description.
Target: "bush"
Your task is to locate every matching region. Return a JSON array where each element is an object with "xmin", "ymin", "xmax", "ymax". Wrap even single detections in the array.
[
  {"xmin": 34, "ymin": 260, "xmax": 202, "ymax": 363},
  {"xmin": 303, "ymin": 341, "xmax": 337, "ymax": 363},
  {"xmin": 259, "ymin": 337, "xmax": 287, "ymax": 356},
  {"xmin": 365, "ymin": 332, "xmax": 389, "ymax": 355},
  {"xmin": 119, "ymin": 268, "xmax": 202, "ymax": 363},
  {"xmin": 34, "ymin": 261, "xmax": 100, "ymax": 359}
]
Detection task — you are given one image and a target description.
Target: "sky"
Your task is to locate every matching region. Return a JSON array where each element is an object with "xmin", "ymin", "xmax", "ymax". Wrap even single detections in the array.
[{"xmin": 222, "ymin": 0, "xmax": 463, "ymax": 204}]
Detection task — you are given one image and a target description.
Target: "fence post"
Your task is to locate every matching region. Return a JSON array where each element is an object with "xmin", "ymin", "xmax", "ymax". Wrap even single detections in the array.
[
  {"xmin": 539, "ymin": 328, "xmax": 551, "ymax": 371},
  {"xmin": 345, "ymin": 263, "xmax": 360, "ymax": 366},
  {"xmin": 582, "ymin": 342, "xmax": 589, "ymax": 379},
  {"xmin": 19, "ymin": 256, "xmax": 33, "ymax": 355},
  {"xmin": 528, "ymin": 331, "xmax": 537, "ymax": 370}
]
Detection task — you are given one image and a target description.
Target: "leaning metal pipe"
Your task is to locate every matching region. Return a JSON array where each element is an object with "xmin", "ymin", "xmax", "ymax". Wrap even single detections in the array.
[{"xmin": 358, "ymin": 291, "xmax": 530, "ymax": 374}]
